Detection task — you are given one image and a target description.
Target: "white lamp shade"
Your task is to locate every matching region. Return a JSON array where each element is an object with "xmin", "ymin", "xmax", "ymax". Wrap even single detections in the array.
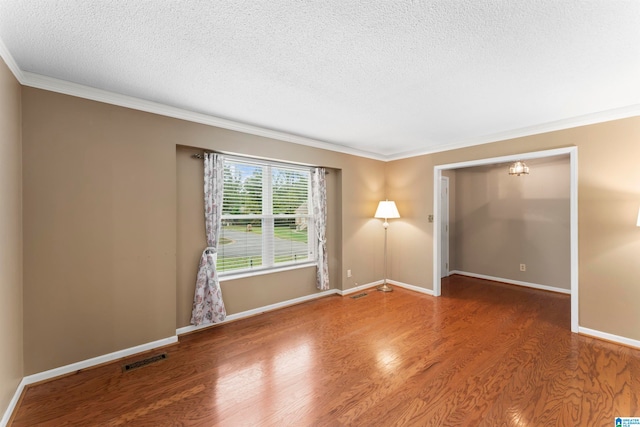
[
  {"xmin": 375, "ymin": 200, "xmax": 400, "ymax": 219},
  {"xmin": 637, "ymin": 207, "xmax": 640, "ymax": 227}
]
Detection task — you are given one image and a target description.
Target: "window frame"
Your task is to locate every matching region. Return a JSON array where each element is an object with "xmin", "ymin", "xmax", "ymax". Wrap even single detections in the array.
[{"xmin": 217, "ymin": 155, "xmax": 317, "ymax": 277}]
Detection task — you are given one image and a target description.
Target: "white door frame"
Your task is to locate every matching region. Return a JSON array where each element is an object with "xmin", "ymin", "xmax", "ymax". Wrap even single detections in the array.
[
  {"xmin": 440, "ymin": 176, "xmax": 449, "ymax": 278},
  {"xmin": 432, "ymin": 146, "xmax": 579, "ymax": 333}
]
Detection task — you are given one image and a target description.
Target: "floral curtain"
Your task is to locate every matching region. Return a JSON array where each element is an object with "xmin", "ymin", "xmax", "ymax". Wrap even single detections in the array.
[
  {"xmin": 312, "ymin": 167, "xmax": 329, "ymax": 290},
  {"xmin": 191, "ymin": 153, "xmax": 227, "ymax": 326}
]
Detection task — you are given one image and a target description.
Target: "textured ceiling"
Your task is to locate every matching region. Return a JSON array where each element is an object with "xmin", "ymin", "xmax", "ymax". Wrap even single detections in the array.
[{"xmin": 0, "ymin": 1, "xmax": 639, "ymax": 159}]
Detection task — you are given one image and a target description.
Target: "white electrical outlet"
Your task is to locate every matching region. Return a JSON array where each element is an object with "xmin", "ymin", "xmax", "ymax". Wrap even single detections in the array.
[
  {"xmin": 520, "ymin": 264, "xmax": 526, "ymax": 272},
  {"xmin": 347, "ymin": 269, "xmax": 352, "ymax": 278}
]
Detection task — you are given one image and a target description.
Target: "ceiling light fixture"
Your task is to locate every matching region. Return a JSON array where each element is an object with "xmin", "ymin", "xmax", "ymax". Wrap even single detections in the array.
[{"xmin": 508, "ymin": 161, "xmax": 530, "ymax": 176}]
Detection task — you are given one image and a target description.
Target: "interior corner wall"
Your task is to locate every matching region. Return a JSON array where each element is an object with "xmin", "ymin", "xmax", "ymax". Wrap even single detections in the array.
[
  {"xmin": 386, "ymin": 116, "xmax": 640, "ymax": 342},
  {"xmin": 453, "ymin": 156, "xmax": 570, "ymax": 289},
  {"xmin": 21, "ymin": 87, "xmax": 385, "ymax": 374},
  {"xmin": 0, "ymin": 57, "xmax": 23, "ymax": 415}
]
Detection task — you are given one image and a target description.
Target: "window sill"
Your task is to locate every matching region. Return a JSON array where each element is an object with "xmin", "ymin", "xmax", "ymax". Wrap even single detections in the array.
[{"xmin": 219, "ymin": 262, "xmax": 317, "ymax": 282}]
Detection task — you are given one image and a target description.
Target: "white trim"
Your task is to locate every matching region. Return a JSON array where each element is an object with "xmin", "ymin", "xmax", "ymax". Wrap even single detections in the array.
[
  {"xmin": 433, "ymin": 166, "xmax": 442, "ymax": 297},
  {"xmin": 440, "ymin": 176, "xmax": 450, "ymax": 278},
  {"xmin": 219, "ymin": 261, "xmax": 317, "ymax": 282},
  {"xmin": 433, "ymin": 146, "xmax": 579, "ymax": 333},
  {"xmin": 0, "ymin": 37, "xmax": 24, "ymax": 83},
  {"xmin": 386, "ymin": 104, "xmax": 640, "ymax": 161},
  {"xmin": 1, "ymin": 335, "xmax": 178, "ymax": 426},
  {"xmin": 20, "ymin": 72, "xmax": 386, "ymax": 161},
  {"xmin": 22, "ymin": 336, "xmax": 177, "ymax": 386},
  {"xmin": 387, "ymin": 279, "xmax": 435, "ymax": 296},
  {"xmin": 338, "ymin": 280, "xmax": 383, "ymax": 296},
  {"xmin": 1, "ymin": 378, "xmax": 26, "ymax": 427},
  {"xmin": 3, "ymin": 284, "xmax": 379, "ymax": 421},
  {"xmin": 449, "ymin": 271, "xmax": 571, "ymax": 295},
  {"xmin": 0, "ymin": 41, "xmax": 635, "ymax": 163},
  {"xmin": 569, "ymin": 149, "xmax": 579, "ymax": 333},
  {"xmin": 579, "ymin": 327, "xmax": 640, "ymax": 349},
  {"xmin": 434, "ymin": 147, "xmax": 576, "ymax": 171},
  {"xmin": 177, "ymin": 288, "xmax": 339, "ymax": 335},
  {"xmin": 0, "ymin": 36, "xmax": 636, "ymax": 162},
  {"xmin": 177, "ymin": 279, "xmax": 388, "ymax": 335}
]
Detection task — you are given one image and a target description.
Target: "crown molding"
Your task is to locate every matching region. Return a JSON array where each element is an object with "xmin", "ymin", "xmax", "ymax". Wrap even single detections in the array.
[
  {"xmin": 3, "ymin": 35, "xmax": 638, "ymax": 163},
  {"xmin": 385, "ymin": 104, "xmax": 640, "ymax": 161},
  {"xmin": 0, "ymin": 36, "xmax": 25, "ymax": 83},
  {"xmin": 0, "ymin": 37, "xmax": 383, "ymax": 161},
  {"xmin": 20, "ymin": 72, "xmax": 387, "ymax": 161}
]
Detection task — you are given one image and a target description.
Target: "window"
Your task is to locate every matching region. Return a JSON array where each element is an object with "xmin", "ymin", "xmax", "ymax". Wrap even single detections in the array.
[{"xmin": 217, "ymin": 157, "xmax": 315, "ymax": 275}]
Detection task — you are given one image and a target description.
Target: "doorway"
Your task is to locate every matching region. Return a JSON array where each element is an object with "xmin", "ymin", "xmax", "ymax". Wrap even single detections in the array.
[{"xmin": 432, "ymin": 147, "xmax": 578, "ymax": 333}]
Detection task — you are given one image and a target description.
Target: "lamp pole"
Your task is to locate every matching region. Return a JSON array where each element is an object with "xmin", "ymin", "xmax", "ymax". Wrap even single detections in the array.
[
  {"xmin": 374, "ymin": 200, "xmax": 399, "ymax": 292},
  {"xmin": 377, "ymin": 218, "xmax": 393, "ymax": 292}
]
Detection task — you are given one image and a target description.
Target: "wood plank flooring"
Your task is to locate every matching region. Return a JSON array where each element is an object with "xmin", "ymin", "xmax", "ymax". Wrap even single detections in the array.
[{"xmin": 10, "ymin": 275, "xmax": 640, "ymax": 426}]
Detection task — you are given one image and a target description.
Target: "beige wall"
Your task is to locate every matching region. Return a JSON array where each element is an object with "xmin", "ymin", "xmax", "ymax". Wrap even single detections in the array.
[
  {"xmin": 387, "ymin": 116, "xmax": 640, "ymax": 341},
  {"xmin": 22, "ymin": 90, "xmax": 178, "ymax": 374},
  {"xmin": 0, "ymin": 58, "xmax": 23, "ymax": 415},
  {"xmin": 22, "ymin": 88, "xmax": 385, "ymax": 374},
  {"xmin": 12, "ymin": 77, "xmax": 640, "ymax": 378},
  {"xmin": 452, "ymin": 156, "xmax": 570, "ymax": 289}
]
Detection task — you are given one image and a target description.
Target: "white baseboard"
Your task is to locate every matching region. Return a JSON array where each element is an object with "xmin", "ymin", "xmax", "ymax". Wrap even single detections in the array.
[
  {"xmin": 22, "ymin": 336, "xmax": 178, "ymax": 386},
  {"xmin": 449, "ymin": 270, "xmax": 571, "ymax": 295},
  {"xmin": 0, "ymin": 279, "xmax": 421, "ymax": 424},
  {"xmin": 1, "ymin": 273, "xmax": 587, "ymax": 426},
  {"xmin": 386, "ymin": 279, "xmax": 434, "ymax": 296},
  {"xmin": 579, "ymin": 327, "xmax": 640, "ymax": 349},
  {"xmin": 450, "ymin": 272, "xmax": 640, "ymax": 349},
  {"xmin": 338, "ymin": 280, "xmax": 383, "ymax": 296},
  {"xmin": 1, "ymin": 378, "xmax": 25, "ymax": 427},
  {"xmin": 177, "ymin": 280, "xmax": 392, "ymax": 335},
  {"xmin": 177, "ymin": 288, "xmax": 339, "ymax": 335},
  {"xmin": 4, "ymin": 284, "xmax": 639, "ymax": 426},
  {"xmin": 1, "ymin": 335, "xmax": 177, "ymax": 426}
]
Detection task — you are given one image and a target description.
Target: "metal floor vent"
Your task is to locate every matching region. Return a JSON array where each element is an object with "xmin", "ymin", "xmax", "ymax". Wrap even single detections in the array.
[
  {"xmin": 350, "ymin": 292, "xmax": 368, "ymax": 299},
  {"xmin": 122, "ymin": 353, "xmax": 167, "ymax": 372}
]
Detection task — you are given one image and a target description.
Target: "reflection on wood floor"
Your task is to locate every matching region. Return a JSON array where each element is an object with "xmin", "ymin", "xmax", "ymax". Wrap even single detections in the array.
[{"xmin": 10, "ymin": 275, "xmax": 640, "ymax": 426}]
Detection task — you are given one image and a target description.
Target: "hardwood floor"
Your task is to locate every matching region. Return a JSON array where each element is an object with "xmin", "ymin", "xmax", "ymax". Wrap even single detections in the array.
[{"xmin": 10, "ymin": 275, "xmax": 640, "ymax": 426}]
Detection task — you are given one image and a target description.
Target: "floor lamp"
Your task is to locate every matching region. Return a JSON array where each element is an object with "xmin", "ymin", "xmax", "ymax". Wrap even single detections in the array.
[{"xmin": 375, "ymin": 200, "xmax": 400, "ymax": 292}]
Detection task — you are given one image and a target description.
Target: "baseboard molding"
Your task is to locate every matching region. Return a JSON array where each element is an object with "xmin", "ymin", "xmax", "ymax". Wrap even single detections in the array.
[
  {"xmin": 1, "ymin": 274, "xmax": 585, "ymax": 426},
  {"xmin": 579, "ymin": 327, "xmax": 640, "ymax": 349},
  {"xmin": 338, "ymin": 280, "xmax": 383, "ymax": 296},
  {"xmin": 4, "ymin": 289, "xmax": 341, "ymax": 423},
  {"xmin": 449, "ymin": 271, "xmax": 571, "ymax": 295},
  {"xmin": 177, "ymin": 288, "xmax": 339, "ymax": 335},
  {"xmin": 1, "ymin": 378, "xmax": 25, "ymax": 427},
  {"xmin": 177, "ymin": 281, "xmax": 392, "ymax": 335},
  {"xmin": 386, "ymin": 279, "xmax": 435, "ymax": 296},
  {"xmin": 22, "ymin": 336, "xmax": 178, "ymax": 386},
  {"xmin": 449, "ymin": 272, "xmax": 640, "ymax": 349},
  {"xmin": 1, "ymin": 335, "xmax": 178, "ymax": 426}
]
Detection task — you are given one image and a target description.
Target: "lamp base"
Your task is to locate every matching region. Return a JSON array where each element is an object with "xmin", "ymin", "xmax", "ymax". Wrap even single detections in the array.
[{"xmin": 376, "ymin": 282, "xmax": 393, "ymax": 292}]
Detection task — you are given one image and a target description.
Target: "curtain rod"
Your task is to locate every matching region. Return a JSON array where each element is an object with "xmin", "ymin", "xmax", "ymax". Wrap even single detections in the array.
[{"xmin": 190, "ymin": 153, "xmax": 330, "ymax": 173}]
